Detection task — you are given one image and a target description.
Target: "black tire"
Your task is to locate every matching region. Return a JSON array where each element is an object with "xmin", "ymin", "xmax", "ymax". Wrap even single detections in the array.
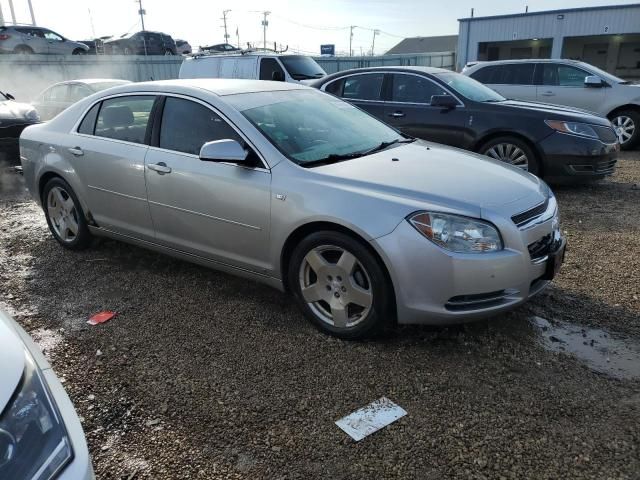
[
  {"xmin": 13, "ymin": 45, "xmax": 33, "ymax": 55},
  {"xmin": 72, "ymin": 48, "xmax": 86, "ymax": 55},
  {"xmin": 288, "ymin": 230, "xmax": 393, "ymax": 340},
  {"xmin": 609, "ymin": 109, "xmax": 639, "ymax": 150},
  {"xmin": 164, "ymin": 49, "xmax": 174, "ymax": 56},
  {"xmin": 42, "ymin": 177, "xmax": 92, "ymax": 250},
  {"xmin": 479, "ymin": 135, "xmax": 541, "ymax": 177}
]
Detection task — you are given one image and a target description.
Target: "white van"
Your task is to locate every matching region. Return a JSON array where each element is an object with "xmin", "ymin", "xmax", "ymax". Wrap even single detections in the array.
[{"xmin": 179, "ymin": 52, "xmax": 327, "ymax": 84}]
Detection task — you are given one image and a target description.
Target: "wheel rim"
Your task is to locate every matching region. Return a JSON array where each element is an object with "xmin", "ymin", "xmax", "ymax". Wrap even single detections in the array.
[
  {"xmin": 484, "ymin": 143, "xmax": 529, "ymax": 171},
  {"xmin": 298, "ymin": 245, "xmax": 373, "ymax": 329},
  {"xmin": 47, "ymin": 186, "xmax": 79, "ymax": 243},
  {"xmin": 613, "ymin": 115, "xmax": 635, "ymax": 145}
]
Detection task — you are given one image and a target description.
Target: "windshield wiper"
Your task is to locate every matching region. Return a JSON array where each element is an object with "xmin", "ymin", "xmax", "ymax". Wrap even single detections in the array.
[
  {"xmin": 301, "ymin": 152, "xmax": 366, "ymax": 168},
  {"xmin": 362, "ymin": 138, "xmax": 416, "ymax": 155}
]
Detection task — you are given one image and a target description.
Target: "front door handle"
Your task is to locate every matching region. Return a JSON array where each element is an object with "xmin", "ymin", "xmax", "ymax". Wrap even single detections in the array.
[
  {"xmin": 148, "ymin": 162, "xmax": 172, "ymax": 174},
  {"xmin": 388, "ymin": 111, "xmax": 405, "ymax": 118},
  {"xmin": 68, "ymin": 146, "xmax": 84, "ymax": 156},
  {"xmin": 541, "ymin": 91, "xmax": 555, "ymax": 96}
]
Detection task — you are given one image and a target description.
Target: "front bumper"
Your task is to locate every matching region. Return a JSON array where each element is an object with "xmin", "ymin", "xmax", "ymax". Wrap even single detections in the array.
[
  {"xmin": 537, "ymin": 132, "xmax": 618, "ymax": 179},
  {"xmin": 373, "ymin": 199, "xmax": 563, "ymax": 325},
  {"xmin": 1, "ymin": 123, "xmax": 33, "ymax": 165},
  {"xmin": 0, "ymin": 312, "xmax": 94, "ymax": 480}
]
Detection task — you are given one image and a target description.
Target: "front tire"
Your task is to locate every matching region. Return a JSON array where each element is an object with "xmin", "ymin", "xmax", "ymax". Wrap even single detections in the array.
[
  {"xmin": 609, "ymin": 110, "xmax": 639, "ymax": 150},
  {"xmin": 288, "ymin": 231, "xmax": 393, "ymax": 339},
  {"xmin": 479, "ymin": 136, "xmax": 541, "ymax": 176},
  {"xmin": 72, "ymin": 48, "xmax": 86, "ymax": 55},
  {"xmin": 42, "ymin": 177, "xmax": 92, "ymax": 250}
]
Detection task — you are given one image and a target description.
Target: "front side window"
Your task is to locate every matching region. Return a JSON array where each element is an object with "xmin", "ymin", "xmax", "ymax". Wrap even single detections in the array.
[
  {"xmin": 279, "ymin": 56, "xmax": 326, "ymax": 80},
  {"xmin": 228, "ymin": 89, "xmax": 402, "ymax": 164},
  {"xmin": 95, "ymin": 96, "xmax": 155, "ymax": 144},
  {"xmin": 43, "ymin": 30, "xmax": 63, "ymax": 41},
  {"xmin": 44, "ymin": 85, "xmax": 68, "ymax": 102},
  {"xmin": 542, "ymin": 64, "xmax": 588, "ymax": 87},
  {"xmin": 68, "ymin": 84, "xmax": 93, "ymax": 102},
  {"xmin": 390, "ymin": 74, "xmax": 447, "ymax": 104},
  {"xmin": 159, "ymin": 97, "xmax": 242, "ymax": 155},
  {"xmin": 259, "ymin": 58, "xmax": 285, "ymax": 81},
  {"xmin": 342, "ymin": 74, "xmax": 384, "ymax": 101}
]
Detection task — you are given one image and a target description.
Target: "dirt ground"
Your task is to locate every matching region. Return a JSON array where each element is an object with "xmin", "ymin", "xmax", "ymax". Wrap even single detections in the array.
[{"xmin": 0, "ymin": 153, "xmax": 639, "ymax": 479}]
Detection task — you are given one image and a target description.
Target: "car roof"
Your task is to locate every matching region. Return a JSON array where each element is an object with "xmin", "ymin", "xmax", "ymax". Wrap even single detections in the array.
[
  {"xmin": 468, "ymin": 59, "xmax": 586, "ymax": 68},
  {"xmin": 62, "ymin": 78, "xmax": 132, "ymax": 85},
  {"xmin": 312, "ymin": 66, "xmax": 454, "ymax": 86},
  {"xmin": 106, "ymin": 79, "xmax": 308, "ymax": 97}
]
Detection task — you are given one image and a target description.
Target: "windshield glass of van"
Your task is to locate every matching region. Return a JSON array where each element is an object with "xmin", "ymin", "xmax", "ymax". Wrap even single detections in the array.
[
  {"xmin": 279, "ymin": 56, "xmax": 326, "ymax": 80},
  {"xmin": 436, "ymin": 72, "xmax": 506, "ymax": 103},
  {"xmin": 228, "ymin": 90, "xmax": 402, "ymax": 165}
]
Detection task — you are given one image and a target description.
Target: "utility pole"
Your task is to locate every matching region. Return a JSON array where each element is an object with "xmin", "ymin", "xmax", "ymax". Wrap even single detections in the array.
[
  {"xmin": 221, "ymin": 10, "xmax": 231, "ymax": 44},
  {"xmin": 88, "ymin": 8, "xmax": 96, "ymax": 39},
  {"xmin": 261, "ymin": 11, "xmax": 270, "ymax": 51},
  {"xmin": 236, "ymin": 26, "xmax": 240, "ymax": 49},
  {"xmin": 27, "ymin": 0, "xmax": 36, "ymax": 25},
  {"xmin": 137, "ymin": 0, "xmax": 146, "ymax": 31},
  {"xmin": 371, "ymin": 29, "xmax": 379, "ymax": 56},
  {"xmin": 8, "ymin": 0, "xmax": 16, "ymax": 25},
  {"xmin": 349, "ymin": 25, "xmax": 355, "ymax": 57}
]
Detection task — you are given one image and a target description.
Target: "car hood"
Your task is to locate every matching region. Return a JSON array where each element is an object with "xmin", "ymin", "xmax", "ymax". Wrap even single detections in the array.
[
  {"xmin": 310, "ymin": 140, "xmax": 546, "ymax": 217},
  {"xmin": 494, "ymin": 99, "xmax": 610, "ymax": 124},
  {"xmin": 0, "ymin": 310, "xmax": 26, "ymax": 412},
  {"xmin": 0, "ymin": 99, "xmax": 35, "ymax": 122}
]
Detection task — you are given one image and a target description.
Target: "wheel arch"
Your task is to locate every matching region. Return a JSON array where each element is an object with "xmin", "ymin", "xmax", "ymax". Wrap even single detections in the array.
[
  {"xmin": 37, "ymin": 170, "xmax": 95, "ymax": 225},
  {"xmin": 473, "ymin": 131, "xmax": 544, "ymax": 176},
  {"xmin": 607, "ymin": 104, "xmax": 640, "ymax": 118}
]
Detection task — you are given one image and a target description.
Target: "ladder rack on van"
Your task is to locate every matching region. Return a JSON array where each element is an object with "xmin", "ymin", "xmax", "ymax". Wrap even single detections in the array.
[{"xmin": 189, "ymin": 45, "xmax": 289, "ymax": 58}]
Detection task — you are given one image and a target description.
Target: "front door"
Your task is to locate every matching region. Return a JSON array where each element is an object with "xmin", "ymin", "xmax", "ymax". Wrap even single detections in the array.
[
  {"xmin": 42, "ymin": 29, "xmax": 67, "ymax": 54},
  {"xmin": 144, "ymin": 96, "xmax": 271, "ymax": 272},
  {"xmin": 537, "ymin": 63, "xmax": 606, "ymax": 113},
  {"xmin": 383, "ymin": 73, "xmax": 466, "ymax": 147}
]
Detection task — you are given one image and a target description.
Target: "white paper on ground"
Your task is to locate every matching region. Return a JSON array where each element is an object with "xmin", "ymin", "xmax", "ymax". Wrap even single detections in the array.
[{"xmin": 335, "ymin": 397, "xmax": 407, "ymax": 441}]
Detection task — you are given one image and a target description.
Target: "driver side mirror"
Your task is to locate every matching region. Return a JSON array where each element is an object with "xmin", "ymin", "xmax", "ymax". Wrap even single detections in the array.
[
  {"xmin": 584, "ymin": 75, "xmax": 604, "ymax": 88},
  {"xmin": 199, "ymin": 139, "xmax": 247, "ymax": 163},
  {"xmin": 271, "ymin": 71, "xmax": 285, "ymax": 82},
  {"xmin": 5, "ymin": 93, "xmax": 15, "ymax": 100},
  {"xmin": 430, "ymin": 95, "xmax": 458, "ymax": 109}
]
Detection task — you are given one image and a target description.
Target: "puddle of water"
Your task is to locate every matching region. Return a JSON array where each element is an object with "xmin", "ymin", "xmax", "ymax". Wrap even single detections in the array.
[{"xmin": 531, "ymin": 316, "xmax": 640, "ymax": 380}]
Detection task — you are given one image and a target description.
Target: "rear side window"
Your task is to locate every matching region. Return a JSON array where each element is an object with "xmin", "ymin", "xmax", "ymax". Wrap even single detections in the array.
[
  {"xmin": 476, "ymin": 64, "xmax": 535, "ymax": 85},
  {"xmin": 44, "ymin": 85, "xmax": 69, "ymax": 102},
  {"xmin": 159, "ymin": 97, "xmax": 243, "ymax": 155},
  {"xmin": 342, "ymin": 74, "xmax": 384, "ymax": 101},
  {"xmin": 77, "ymin": 103, "xmax": 100, "ymax": 135},
  {"xmin": 469, "ymin": 66, "xmax": 497, "ymax": 84},
  {"xmin": 259, "ymin": 58, "xmax": 285, "ymax": 80},
  {"xmin": 390, "ymin": 74, "xmax": 447, "ymax": 104},
  {"xmin": 95, "ymin": 96, "xmax": 155, "ymax": 144}
]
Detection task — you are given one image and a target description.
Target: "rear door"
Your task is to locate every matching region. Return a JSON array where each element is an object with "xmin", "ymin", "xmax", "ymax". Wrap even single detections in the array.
[
  {"xmin": 323, "ymin": 72, "xmax": 387, "ymax": 121},
  {"xmin": 470, "ymin": 63, "xmax": 537, "ymax": 102},
  {"xmin": 536, "ymin": 63, "xmax": 606, "ymax": 113},
  {"xmin": 383, "ymin": 73, "xmax": 466, "ymax": 146},
  {"xmin": 144, "ymin": 96, "xmax": 271, "ymax": 272}
]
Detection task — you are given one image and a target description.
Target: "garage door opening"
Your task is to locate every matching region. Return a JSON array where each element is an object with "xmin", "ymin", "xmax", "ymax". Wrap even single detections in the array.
[
  {"xmin": 562, "ymin": 34, "xmax": 640, "ymax": 79},
  {"xmin": 477, "ymin": 39, "xmax": 553, "ymax": 61}
]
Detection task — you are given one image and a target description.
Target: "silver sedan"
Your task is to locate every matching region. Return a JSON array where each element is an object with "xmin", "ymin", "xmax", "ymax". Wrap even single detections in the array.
[{"xmin": 20, "ymin": 80, "xmax": 566, "ymax": 339}]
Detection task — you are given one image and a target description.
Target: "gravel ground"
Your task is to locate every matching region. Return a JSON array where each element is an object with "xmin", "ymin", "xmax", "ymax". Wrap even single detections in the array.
[{"xmin": 0, "ymin": 153, "xmax": 639, "ymax": 479}]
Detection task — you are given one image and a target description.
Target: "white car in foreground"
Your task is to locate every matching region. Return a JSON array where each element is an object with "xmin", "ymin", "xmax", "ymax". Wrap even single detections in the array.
[{"xmin": 0, "ymin": 309, "xmax": 93, "ymax": 479}]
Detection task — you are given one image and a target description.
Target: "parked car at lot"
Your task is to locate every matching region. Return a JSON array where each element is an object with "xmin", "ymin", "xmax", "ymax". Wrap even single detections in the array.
[
  {"xmin": 0, "ymin": 309, "xmax": 94, "ymax": 479},
  {"xmin": 20, "ymin": 79, "xmax": 565, "ymax": 339},
  {"xmin": 0, "ymin": 90, "xmax": 39, "ymax": 164},
  {"xmin": 198, "ymin": 43, "xmax": 241, "ymax": 53},
  {"xmin": 104, "ymin": 31, "xmax": 177, "ymax": 55},
  {"xmin": 0, "ymin": 26, "xmax": 89, "ymax": 55},
  {"xmin": 312, "ymin": 66, "xmax": 619, "ymax": 179},
  {"xmin": 180, "ymin": 53, "xmax": 326, "ymax": 84},
  {"xmin": 33, "ymin": 79, "xmax": 131, "ymax": 120},
  {"xmin": 463, "ymin": 59, "xmax": 640, "ymax": 150},
  {"xmin": 175, "ymin": 39, "xmax": 192, "ymax": 55}
]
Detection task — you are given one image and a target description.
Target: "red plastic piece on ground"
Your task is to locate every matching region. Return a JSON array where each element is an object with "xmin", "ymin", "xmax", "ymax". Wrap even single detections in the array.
[{"xmin": 87, "ymin": 311, "xmax": 116, "ymax": 325}]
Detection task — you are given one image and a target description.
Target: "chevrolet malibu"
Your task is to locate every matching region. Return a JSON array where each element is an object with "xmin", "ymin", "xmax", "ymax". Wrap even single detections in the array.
[{"xmin": 20, "ymin": 80, "xmax": 565, "ymax": 339}]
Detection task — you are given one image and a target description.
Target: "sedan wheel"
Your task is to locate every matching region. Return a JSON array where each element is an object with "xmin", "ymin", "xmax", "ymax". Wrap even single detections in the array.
[
  {"xmin": 47, "ymin": 186, "xmax": 79, "ymax": 243},
  {"xmin": 612, "ymin": 115, "xmax": 636, "ymax": 146},
  {"xmin": 299, "ymin": 245, "xmax": 373, "ymax": 329},
  {"xmin": 484, "ymin": 143, "xmax": 529, "ymax": 171}
]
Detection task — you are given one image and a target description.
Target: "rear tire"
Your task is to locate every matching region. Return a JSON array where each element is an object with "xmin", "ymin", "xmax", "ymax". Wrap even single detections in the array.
[
  {"xmin": 479, "ymin": 135, "xmax": 541, "ymax": 176},
  {"xmin": 288, "ymin": 231, "xmax": 393, "ymax": 340},
  {"xmin": 72, "ymin": 48, "xmax": 86, "ymax": 55},
  {"xmin": 42, "ymin": 177, "xmax": 92, "ymax": 250},
  {"xmin": 609, "ymin": 109, "xmax": 639, "ymax": 150},
  {"xmin": 164, "ymin": 49, "xmax": 174, "ymax": 55}
]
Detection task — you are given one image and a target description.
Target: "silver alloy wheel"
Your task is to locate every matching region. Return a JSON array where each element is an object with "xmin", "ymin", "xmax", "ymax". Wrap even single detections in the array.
[
  {"xmin": 612, "ymin": 115, "xmax": 635, "ymax": 145},
  {"xmin": 484, "ymin": 143, "xmax": 529, "ymax": 171},
  {"xmin": 47, "ymin": 186, "xmax": 79, "ymax": 243},
  {"xmin": 299, "ymin": 245, "xmax": 373, "ymax": 329}
]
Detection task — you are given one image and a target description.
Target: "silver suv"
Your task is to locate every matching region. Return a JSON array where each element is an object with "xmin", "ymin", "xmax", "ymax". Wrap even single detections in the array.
[
  {"xmin": 463, "ymin": 59, "xmax": 640, "ymax": 149},
  {"xmin": 0, "ymin": 26, "xmax": 89, "ymax": 55}
]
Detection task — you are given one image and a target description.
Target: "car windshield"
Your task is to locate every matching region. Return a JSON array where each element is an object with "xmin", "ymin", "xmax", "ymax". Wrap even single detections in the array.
[
  {"xmin": 436, "ymin": 72, "xmax": 506, "ymax": 102},
  {"xmin": 90, "ymin": 81, "xmax": 130, "ymax": 92},
  {"xmin": 227, "ymin": 90, "xmax": 404, "ymax": 165},
  {"xmin": 279, "ymin": 56, "xmax": 326, "ymax": 80}
]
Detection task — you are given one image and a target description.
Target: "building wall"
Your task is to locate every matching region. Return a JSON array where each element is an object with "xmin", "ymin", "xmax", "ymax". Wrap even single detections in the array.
[{"xmin": 457, "ymin": 4, "xmax": 640, "ymax": 70}]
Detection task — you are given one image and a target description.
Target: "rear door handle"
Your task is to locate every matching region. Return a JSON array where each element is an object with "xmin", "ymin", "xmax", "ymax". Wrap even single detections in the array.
[
  {"xmin": 148, "ymin": 162, "xmax": 172, "ymax": 174},
  {"xmin": 388, "ymin": 111, "xmax": 405, "ymax": 118},
  {"xmin": 68, "ymin": 147, "xmax": 84, "ymax": 156}
]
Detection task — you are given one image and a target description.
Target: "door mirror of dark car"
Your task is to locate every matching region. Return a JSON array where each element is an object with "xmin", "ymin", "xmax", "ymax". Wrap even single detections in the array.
[
  {"xmin": 584, "ymin": 75, "xmax": 604, "ymax": 88},
  {"xmin": 430, "ymin": 95, "xmax": 458, "ymax": 109},
  {"xmin": 272, "ymin": 71, "xmax": 285, "ymax": 82},
  {"xmin": 199, "ymin": 139, "xmax": 248, "ymax": 163}
]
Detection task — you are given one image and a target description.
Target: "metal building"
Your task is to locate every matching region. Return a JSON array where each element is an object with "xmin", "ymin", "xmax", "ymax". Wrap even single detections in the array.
[{"xmin": 457, "ymin": 3, "xmax": 640, "ymax": 77}]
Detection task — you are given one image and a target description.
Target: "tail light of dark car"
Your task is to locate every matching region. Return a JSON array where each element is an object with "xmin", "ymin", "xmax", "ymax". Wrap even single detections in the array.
[{"xmin": 0, "ymin": 34, "xmax": 11, "ymax": 41}]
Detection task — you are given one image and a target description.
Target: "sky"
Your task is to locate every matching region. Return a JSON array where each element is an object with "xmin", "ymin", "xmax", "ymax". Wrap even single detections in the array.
[{"xmin": 1, "ymin": 0, "xmax": 638, "ymax": 55}]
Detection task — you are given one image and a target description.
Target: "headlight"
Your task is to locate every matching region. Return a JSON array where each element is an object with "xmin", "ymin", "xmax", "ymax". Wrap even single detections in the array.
[
  {"xmin": 545, "ymin": 120, "xmax": 598, "ymax": 139},
  {"xmin": 0, "ymin": 352, "xmax": 72, "ymax": 480},
  {"xmin": 408, "ymin": 212, "xmax": 503, "ymax": 253},
  {"xmin": 24, "ymin": 109, "xmax": 40, "ymax": 122}
]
